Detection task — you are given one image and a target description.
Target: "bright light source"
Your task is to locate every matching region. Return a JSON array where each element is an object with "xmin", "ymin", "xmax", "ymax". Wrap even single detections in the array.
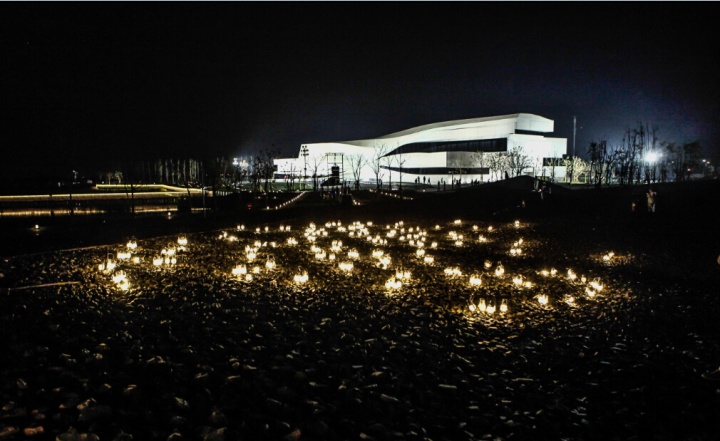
[{"xmin": 646, "ymin": 151, "xmax": 660, "ymax": 163}]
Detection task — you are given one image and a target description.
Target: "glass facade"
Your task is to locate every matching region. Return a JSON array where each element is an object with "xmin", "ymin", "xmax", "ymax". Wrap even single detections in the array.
[
  {"xmin": 382, "ymin": 166, "xmax": 490, "ymax": 175},
  {"xmin": 385, "ymin": 138, "xmax": 508, "ymax": 156}
]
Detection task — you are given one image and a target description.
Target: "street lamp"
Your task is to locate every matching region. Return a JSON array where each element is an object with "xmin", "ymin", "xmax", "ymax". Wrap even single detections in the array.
[{"xmin": 300, "ymin": 146, "xmax": 309, "ymax": 181}]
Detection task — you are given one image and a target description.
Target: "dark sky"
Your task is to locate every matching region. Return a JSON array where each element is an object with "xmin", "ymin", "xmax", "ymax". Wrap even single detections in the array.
[{"xmin": 1, "ymin": 2, "xmax": 718, "ymax": 179}]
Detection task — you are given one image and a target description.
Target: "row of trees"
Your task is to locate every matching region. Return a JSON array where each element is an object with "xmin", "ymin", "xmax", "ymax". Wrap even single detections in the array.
[
  {"xmin": 105, "ymin": 150, "xmax": 282, "ymax": 200},
  {"xmin": 583, "ymin": 123, "xmax": 705, "ymax": 187}
]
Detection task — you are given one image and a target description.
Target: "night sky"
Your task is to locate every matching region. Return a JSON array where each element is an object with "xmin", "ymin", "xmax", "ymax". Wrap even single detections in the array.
[{"xmin": 2, "ymin": 2, "xmax": 718, "ymax": 180}]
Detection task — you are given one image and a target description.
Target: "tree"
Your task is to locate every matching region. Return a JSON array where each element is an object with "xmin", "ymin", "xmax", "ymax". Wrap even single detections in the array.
[
  {"xmin": 487, "ymin": 152, "xmax": 507, "ymax": 181},
  {"xmin": 370, "ymin": 142, "xmax": 390, "ymax": 191},
  {"xmin": 282, "ymin": 161, "xmax": 300, "ymax": 191},
  {"xmin": 506, "ymin": 146, "xmax": 531, "ymax": 177},
  {"xmin": 564, "ymin": 156, "xmax": 589, "ymax": 183},
  {"xmin": 347, "ymin": 154, "xmax": 367, "ymax": 191},
  {"xmin": 470, "ymin": 150, "xmax": 487, "ymax": 182},
  {"xmin": 588, "ymin": 140, "xmax": 608, "ymax": 187},
  {"xmin": 248, "ymin": 149, "xmax": 278, "ymax": 194},
  {"xmin": 682, "ymin": 141, "xmax": 702, "ymax": 180}
]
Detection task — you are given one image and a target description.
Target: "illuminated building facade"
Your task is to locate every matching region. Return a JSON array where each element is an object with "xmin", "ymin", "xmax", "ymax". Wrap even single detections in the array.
[{"xmin": 274, "ymin": 113, "xmax": 568, "ymax": 185}]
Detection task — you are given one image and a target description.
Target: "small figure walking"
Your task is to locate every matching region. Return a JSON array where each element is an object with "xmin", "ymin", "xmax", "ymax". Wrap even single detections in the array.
[{"xmin": 646, "ymin": 188, "xmax": 657, "ymax": 213}]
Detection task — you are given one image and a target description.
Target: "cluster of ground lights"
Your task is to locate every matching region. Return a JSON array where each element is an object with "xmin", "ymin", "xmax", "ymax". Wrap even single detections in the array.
[{"xmin": 92, "ymin": 218, "xmax": 630, "ymax": 323}]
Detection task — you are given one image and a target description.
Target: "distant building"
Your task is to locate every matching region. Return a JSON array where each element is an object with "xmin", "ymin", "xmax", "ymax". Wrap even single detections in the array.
[{"xmin": 274, "ymin": 113, "xmax": 567, "ymax": 186}]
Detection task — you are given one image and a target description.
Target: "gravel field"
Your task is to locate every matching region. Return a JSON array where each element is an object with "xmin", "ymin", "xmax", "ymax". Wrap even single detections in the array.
[{"xmin": 2, "ymin": 181, "xmax": 719, "ymax": 441}]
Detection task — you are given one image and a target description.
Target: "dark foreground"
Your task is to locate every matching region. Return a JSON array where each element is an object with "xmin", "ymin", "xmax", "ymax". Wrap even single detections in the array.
[{"xmin": 1, "ymin": 181, "xmax": 719, "ymax": 441}]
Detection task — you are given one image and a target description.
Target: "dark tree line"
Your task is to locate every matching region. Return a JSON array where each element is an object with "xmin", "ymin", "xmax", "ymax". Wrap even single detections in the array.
[{"xmin": 584, "ymin": 122, "xmax": 704, "ymax": 187}]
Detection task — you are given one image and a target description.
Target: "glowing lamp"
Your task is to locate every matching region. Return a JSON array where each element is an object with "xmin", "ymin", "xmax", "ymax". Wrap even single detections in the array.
[
  {"xmin": 118, "ymin": 279, "xmax": 130, "ymax": 291},
  {"xmin": 444, "ymin": 267, "xmax": 462, "ymax": 277},
  {"xmin": 469, "ymin": 275, "xmax": 482, "ymax": 287},
  {"xmin": 112, "ymin": 271, "xmax": 127, "ymax": 284},
  {"xmin": 494, "ymin": 264, "xmax": 505, "ymax": 277},
  {"xmin": 384, "ymin": 277, "xmax": 402, "ymax": 290},
  {"xmin": 293, "ymin": 271, "xmax": 309, "ymax": 284},
  {"xmin": 500, "ymin": 299, "xmax": 508, "ymax": 313},
  {"xmin": 567, "ymin": 269, "xmax": 577, "ymax": 281},
  {"xmin": 232, "ymin": 265, "xmax": 247, "ymax": 276},
  {"xmin": 177, "ymin": 236, "xmax": 188, "ymax": 246},
  {"xmin": 538, "ymin": 294, "xmax": 549, "ymax": 305}
]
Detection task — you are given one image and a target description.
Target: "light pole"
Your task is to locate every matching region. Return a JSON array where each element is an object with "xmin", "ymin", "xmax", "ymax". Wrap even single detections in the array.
[
  {"xmin": 570, "ymin": 116, "xmax": 576, "ymax": 184},
  {"xmin": 300, "ymin": 146, "xmax": 309, "ymax": 188}
]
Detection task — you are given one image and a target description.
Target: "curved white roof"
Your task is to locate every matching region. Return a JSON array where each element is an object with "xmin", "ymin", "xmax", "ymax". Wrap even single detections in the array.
[{"xmin": 376, "ymin": 113, "xmax": 554, "ymax": 139}]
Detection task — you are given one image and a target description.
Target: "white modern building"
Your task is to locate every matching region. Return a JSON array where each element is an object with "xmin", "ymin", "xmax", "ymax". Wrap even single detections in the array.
[{"xmin": 274, "ymin": 113, "xmax": 567, "ymax": 186}]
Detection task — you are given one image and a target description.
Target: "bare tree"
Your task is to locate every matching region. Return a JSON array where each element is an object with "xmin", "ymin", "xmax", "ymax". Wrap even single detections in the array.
[
  {"xmin": 588, "ymin": 140, "xmax": 608, "ymax": 187},
  {"xmin": 370, "ymin": 142, "xmax": 390, "ymax": 191},
  {"xmin": 506, "ymin": 146, "xmax": 531, "ymax": 177},
  {"xmin": 347, "ymin": 154, "xmax": 367, "ymax": 191},
  {"xmin": 309, "ymin": 156, "xmax": 323, "ymax": 191},
  {"xmin": 564, "ymin": 156, "xmax": 589, "ymax": 184},
  {"xmin": 248, "ymin": 149, "xmax": 279, "ymax": 193},
  {"xmin": 282, "ymin": 161, "xmax": 300, "ymax": 191},
  {"xmin": 470, "ymin": 150, "xmax": 487, "ymax": 182},
  {"xmin": 486, "ymin": 152, "xmax": 506, "ymax": 181}
]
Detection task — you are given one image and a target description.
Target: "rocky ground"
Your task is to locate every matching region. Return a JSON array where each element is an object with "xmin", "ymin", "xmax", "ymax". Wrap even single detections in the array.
[{"xmin": 1, "ymin": 181, "xmax": 719, "ymax": 441}]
